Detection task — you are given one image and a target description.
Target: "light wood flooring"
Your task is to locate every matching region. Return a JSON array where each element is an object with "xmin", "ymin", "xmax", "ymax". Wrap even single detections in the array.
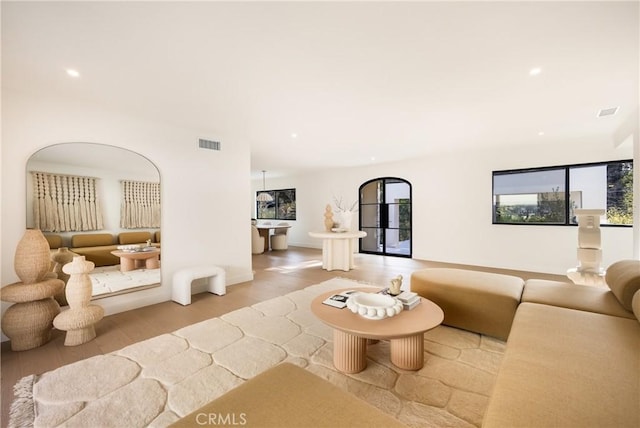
[{"xmin": 0, "ymin": 247, "xmax": 568, "ymax": 427}]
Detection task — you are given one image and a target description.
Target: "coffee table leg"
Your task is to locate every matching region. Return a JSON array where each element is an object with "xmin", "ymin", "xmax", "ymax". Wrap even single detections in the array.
[
  {"xmin": 333, "ymin": 329, "xmax": 367, "ymax": 373},
  {"xmin": 146, "ymin": 255, "xmax": 160, "ymax": 269},
  {"xmin": 390, "ymin": 334, "xmax": 424, "ymax": 370},
  {"xmin": 120, "ymin": 258, "xmax": 135, "ymax": 272}
]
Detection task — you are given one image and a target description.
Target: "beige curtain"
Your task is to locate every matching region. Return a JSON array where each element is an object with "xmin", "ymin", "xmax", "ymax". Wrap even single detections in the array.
[
  {"xmin": 120, "ymin": 180, "xmax": 161, "ymax": 228},
  {"xmin": 32, "ymin": 172, "xmax": 104, "ymax": 232}
]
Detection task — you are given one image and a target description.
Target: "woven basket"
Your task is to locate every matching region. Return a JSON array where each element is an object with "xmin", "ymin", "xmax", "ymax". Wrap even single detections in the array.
[
  {"xmin": 1, "ymin": 279, "xmax": 63, "ymax": 303},
  {"xmin": 14, "ymin": 229, "xmax": 51, "ymax": 284},
  {"xmin": 1, "ymin": 298, "xmax": 61, "ymax": 351},
  {"xmin": 63, "ymin": 256, "xmax": 95, "ymax": 309},
  {"xmin": 51, "ymin": 248, "xmax": 75, "ymax": 306}
]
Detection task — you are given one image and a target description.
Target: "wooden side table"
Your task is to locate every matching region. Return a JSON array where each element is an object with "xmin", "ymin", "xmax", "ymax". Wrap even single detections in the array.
[{"xmin": 311, "ymin": 287, "xmax": 444, "ymax": 373}]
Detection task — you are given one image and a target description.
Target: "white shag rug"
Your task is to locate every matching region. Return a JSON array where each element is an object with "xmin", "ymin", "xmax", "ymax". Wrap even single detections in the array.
[{"xmin": 10, "ymin": 278, "xmax": 505, "ymax": 428}]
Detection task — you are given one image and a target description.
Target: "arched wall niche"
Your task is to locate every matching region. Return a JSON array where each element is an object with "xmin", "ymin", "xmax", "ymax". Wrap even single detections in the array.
[{"xmin": 26, "ymin": 142, "xmax": 162, "ymax": 299}]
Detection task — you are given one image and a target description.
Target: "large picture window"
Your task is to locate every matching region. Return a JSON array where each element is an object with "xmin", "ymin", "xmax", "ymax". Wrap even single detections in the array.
[
  {"xmin": 256, "ymin": 188, "xmax": 296, "ymax": 220},
  {"xmin": 493, "ymin": 160, "xmax": 632, "ymax": 226}
]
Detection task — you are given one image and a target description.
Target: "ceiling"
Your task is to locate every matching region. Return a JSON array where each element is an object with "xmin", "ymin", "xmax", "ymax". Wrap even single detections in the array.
[{"xmin": 2, "ymin": 1, "xmax": 638, "ymax": 179}]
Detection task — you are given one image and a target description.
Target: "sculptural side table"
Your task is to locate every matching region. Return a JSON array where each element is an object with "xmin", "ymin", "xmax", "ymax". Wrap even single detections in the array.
[{"xmin": 308, "ymin": 230, "xmax": 367, "ymax": 272}]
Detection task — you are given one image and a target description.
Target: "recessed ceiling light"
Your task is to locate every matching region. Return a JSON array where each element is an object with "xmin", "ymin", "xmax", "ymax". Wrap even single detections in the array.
[
  {"xmin": 66, "ymin": 69, "xmax": 80, "ymax": 78},
  {"xmin": 538, "ymin": 131, "xmax": 545, "ymax": 136},
  {"xmin": 529, "ymin": 67, "xmax": 541, "ymax": 76},
  {"xmin": 290, "ymin": 133, "xmax": 298, "ymax": 139}
]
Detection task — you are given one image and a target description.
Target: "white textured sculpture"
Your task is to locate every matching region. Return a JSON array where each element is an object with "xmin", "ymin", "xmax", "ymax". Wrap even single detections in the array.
[{"xmin": 567, "ymin": 209, "xmax": 606, "ymax": 286}]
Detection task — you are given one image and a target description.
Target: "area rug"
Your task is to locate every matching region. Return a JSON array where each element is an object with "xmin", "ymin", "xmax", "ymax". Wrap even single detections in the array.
[
  {"xmin": 10, "ymin": 278, "xmax": 505, "ymax": 428},
  {"xmin": 90, "ymin": 265, "xmax": 160, "ymax": 297}
]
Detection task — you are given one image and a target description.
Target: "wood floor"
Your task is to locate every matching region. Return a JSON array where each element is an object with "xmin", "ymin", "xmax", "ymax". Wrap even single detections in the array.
[{"xmin": 0, "ymin": 247, "xmax": 568, "ymax": 427}]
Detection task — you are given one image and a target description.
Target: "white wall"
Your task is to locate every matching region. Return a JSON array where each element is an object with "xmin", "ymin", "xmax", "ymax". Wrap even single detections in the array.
[
  {"xmin": 1, "ymin": 89, "xmax": 254, "ymax": 334},
  {"xmin": 254, "ymin": 140, "xmax": 633, "ymax": 275}
]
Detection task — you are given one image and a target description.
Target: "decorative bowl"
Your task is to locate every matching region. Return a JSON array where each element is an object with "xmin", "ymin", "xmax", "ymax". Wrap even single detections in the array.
[
  {"xmin": 117, "ymin": 244, "xmax": 142, "ymax": 252},
  {"xmin": 346, "ymin": 292, "xmax": 403, "ymax": 320}
]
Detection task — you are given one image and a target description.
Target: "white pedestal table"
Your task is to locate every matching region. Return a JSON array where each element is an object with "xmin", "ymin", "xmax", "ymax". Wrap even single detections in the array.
[{"xmin": 308, "ymin": 230, "xmax": 367, "ymax": 272}]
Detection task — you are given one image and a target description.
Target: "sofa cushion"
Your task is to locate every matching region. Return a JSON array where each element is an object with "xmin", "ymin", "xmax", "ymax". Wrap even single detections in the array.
[
  {"xmin": 70, "ymin": 246, "xmax": 119, "ymax": 267},
  {"xmin": 523, "ymin": 279, "xmax": 634, "ymax": 319},
  {"xmin": 411, "ymin": 268, "xmax": 524, "ymax": 340},
  {"xmin": 71, "ymin": 233, "xmax": 114, "ymax": 248},
  {"xmin": 483, "ymin": 302, "xmax": 640, "ymax": 428},
  {"xmin": 170, "ymin": 362, "xmax": 404, "ymax": 428},
  {"xmin": 44, "ymin": 234, "xmax": 63, "ymax": 249},
  {"xmin": 605, "ymin": 260, "xmax": 640, "ymax": 311},
  {"xmin": 634, "ymin": 291, "xmax": 640, "ymax": 323},
  {"xmin": 119, "ymin": 231, "xmax": 152, "ymax": 245},
  {"xmin": 154, "ymin": 230, "xmax": 161, "ymax": 243}
]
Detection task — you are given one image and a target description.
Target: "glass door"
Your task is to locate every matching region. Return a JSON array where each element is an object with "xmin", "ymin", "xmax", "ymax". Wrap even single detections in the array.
[{"xmin": 359, "ymin": 177, "xmax": 412, "ymax": 257}]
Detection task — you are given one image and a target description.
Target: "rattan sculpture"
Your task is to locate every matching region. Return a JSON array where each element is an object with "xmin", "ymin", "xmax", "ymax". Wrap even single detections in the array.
[{"xmin": 1, "ymin": 229, "xmax": 63, "ymax": 351}]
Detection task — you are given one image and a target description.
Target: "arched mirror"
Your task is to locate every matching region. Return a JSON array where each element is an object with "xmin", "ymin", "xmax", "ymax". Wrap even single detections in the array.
[{"xmin": 26, "ymin": 142, "xmax": 161, "ymax": 300}]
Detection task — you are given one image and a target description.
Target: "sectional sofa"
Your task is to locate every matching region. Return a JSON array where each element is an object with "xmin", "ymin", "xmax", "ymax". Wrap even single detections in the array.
[
  {"xmin": 411, "ymin": 260, "xmax": 640, "ymax": 427},
  {"xmin": 45, "ymin": 231, "xmax": 160, "ymax": 267}
]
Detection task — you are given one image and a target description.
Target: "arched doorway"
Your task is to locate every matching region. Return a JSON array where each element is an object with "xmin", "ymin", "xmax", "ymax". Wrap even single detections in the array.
[{"xmin": 359, "ymin": 177, "xmax": 412, "ymax": 257}]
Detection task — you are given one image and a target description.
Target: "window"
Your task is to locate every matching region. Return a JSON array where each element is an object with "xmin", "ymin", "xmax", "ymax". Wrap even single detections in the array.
[
  {"xmin": 493, "ymin": 160, "xmax": 632, "ymax": 226},
  {"xmin": 256, "ymin": 188, "xmax": 296, "ymax": 220}
]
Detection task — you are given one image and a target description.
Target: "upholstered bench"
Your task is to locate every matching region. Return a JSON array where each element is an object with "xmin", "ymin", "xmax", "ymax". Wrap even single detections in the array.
[
  {"xmin": 411, "ymin": 268, "xmax": 525, "ymax": 340},
  {"xmin": 172, "ymin": 265, "xmax": 226, "ymax": 305},
  {"xmin": 170, "ymin": 362, "xmax": 405, "ymax": 428}
]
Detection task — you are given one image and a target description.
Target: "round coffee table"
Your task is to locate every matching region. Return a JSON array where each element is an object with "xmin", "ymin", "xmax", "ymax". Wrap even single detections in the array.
[
  {"xmin": 311, "ymin": 287, "xmax": 444, "ymax": 373},
  {"xmin": 110, "ymin": 249, "xmax": 160, "ymax": 272}
]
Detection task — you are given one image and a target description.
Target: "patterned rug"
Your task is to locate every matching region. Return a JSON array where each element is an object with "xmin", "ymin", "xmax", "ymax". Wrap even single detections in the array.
[{"xmin": 10, "ymin": 278, "xmax": 505, "ymax": 427}]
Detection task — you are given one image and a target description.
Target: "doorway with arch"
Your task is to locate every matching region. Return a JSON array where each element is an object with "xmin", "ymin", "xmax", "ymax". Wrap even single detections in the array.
[{"xmin": 359, "ymin": 177, "xmax": 412, "ymax": 257}]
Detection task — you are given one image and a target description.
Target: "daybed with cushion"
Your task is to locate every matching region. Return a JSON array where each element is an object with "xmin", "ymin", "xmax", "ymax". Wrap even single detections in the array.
[{"xmin": 411, "ymin": 260, "xmax": 640, "ymax": 427}]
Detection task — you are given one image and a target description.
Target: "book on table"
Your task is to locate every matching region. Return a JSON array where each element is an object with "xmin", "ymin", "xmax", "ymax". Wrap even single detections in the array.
[
  {"xmin": 401, "ymin": 297, "xmax": 421, "ymax": 310},
  {"xmin": 377, "ymin": 289, "xmax": 421, "ymax": 310},
  {"xmin": 397, "ymin": 291, "xmax": 421, "ymax": 310},
  {"xmin": 322, "ymin": 290, "xmax": 357, "ymax": 309}
]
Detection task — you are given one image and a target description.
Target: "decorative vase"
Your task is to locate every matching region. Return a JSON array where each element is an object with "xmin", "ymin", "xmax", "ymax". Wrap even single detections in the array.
[
  {"xmin": 62, "ymin": 256, "xmax": 95, "ymax": 308},
  {"xmin": 324, "ymin": 204, "xmax": 335, "ymax": 232},
  {"xmin": 14, "ymin": 229, "xmax": 51, "ymax": 284},
  {"xmin": 51, "ymin": 247, "xmax": 75, "ymax": 306},
  {"xmin": 339, "ymin": 211, "xmax": 353, "ymax": 230},
  {"xmin": 54, "ymin": 255, "xmax": 104, "ymax": 346}
]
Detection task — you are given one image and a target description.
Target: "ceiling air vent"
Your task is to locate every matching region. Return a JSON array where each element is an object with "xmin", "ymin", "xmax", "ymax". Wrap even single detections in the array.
[
  {"xmin": 597, "ymin": 107, "xmax": 619, "ymax": 118},
  {"xmin": 199, "ymin": 138, "xmax": 221, "ymax": 151}
]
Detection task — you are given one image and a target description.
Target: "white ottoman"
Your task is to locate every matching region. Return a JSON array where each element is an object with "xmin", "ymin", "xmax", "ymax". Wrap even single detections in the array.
[{"xmin": 172, "ymin": 265, "xmax": 226, "ymax": 305}]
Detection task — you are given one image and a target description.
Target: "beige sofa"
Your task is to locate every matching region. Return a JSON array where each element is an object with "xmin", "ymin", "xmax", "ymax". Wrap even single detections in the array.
[
  {"xmin": 45, "ymin": 231, "xmax": 160, "ymax": 267},
  {"xmin": 412, "ymin": 260, "xmax": 640, "ymax": 428}
]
